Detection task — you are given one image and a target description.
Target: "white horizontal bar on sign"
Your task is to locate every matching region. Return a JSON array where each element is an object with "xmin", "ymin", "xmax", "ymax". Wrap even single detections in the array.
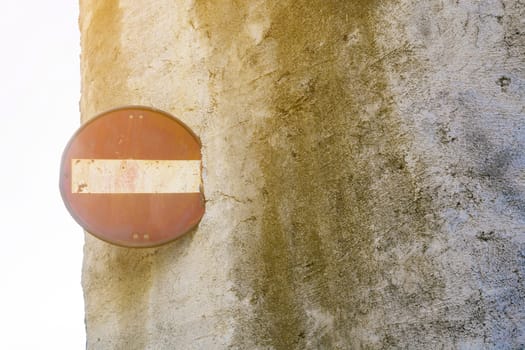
[{"xmin": 71, "ymin": 159, "xmax": 201, "ymax": 194}]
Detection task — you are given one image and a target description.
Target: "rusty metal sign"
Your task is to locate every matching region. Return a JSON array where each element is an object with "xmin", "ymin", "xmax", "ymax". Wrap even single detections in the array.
[{"xmin": 59, "ymin": 106, "xmax": 205, "ymax": 247}]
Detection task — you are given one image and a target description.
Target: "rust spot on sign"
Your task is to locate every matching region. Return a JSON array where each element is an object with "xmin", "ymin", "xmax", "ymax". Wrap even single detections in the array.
[{"xmin": 77, "ymin": 183, "xmax": 88, "ymax": 193}]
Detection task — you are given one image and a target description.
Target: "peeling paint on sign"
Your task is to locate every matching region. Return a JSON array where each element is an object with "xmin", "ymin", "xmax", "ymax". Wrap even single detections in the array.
[{"xmin": 72, "ymin": 159, "xmax": 201, "ymax": 194}]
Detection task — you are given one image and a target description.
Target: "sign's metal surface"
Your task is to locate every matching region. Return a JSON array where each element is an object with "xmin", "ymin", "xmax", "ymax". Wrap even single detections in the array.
[{"xmin": 60, "ymin": 106, "xmax": 205, "ymax": 247}]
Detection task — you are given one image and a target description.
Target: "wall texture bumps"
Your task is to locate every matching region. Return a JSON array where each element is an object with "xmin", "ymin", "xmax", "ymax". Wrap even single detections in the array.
[{"xmin": 80, "ymin": 0, "xmax": 524, "ymax": 348}]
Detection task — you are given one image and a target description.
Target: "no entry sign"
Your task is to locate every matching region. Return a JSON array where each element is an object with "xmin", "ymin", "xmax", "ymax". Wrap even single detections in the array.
[{"xmin": 59, "ymin": 107, "xmax": 205, "ymax": 247}]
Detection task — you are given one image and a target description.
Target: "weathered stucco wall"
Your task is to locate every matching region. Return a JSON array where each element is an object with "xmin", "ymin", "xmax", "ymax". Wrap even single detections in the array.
[{"xmin": 80, "ymin": 0, "xmax": 524, "ymax": 348}]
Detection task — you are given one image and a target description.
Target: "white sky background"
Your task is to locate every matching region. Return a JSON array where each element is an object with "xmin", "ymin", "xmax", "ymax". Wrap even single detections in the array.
[{"xmin": 0, "ymin": 1, "xmax": 85, "ymax": 348}]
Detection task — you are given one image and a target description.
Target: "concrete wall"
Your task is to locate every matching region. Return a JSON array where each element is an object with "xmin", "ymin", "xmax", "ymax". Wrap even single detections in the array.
[{"xmin": 80, "ymin": 0, "xmax": 524, "ymax": 348}]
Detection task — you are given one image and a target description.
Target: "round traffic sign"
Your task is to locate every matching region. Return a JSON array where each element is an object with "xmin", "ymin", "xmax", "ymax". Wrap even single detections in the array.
[{"xmin": 59, "ymin": 106, "xmax": 205, "ymax": 247}]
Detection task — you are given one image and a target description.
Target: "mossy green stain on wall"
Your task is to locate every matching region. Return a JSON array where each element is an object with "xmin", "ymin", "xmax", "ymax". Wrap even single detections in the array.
[
  {"xmin": 250, "ymin": 1, "xmax": 388, "ymax": 346},
  {"xmin": 225, "ymin": 1, "xmax": 445, "ymax": 347}
]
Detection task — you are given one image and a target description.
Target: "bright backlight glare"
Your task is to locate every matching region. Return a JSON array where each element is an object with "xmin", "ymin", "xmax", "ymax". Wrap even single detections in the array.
[{"xmin": 0, "ymin": 1, "xmax": 85, "ymax": 348}]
